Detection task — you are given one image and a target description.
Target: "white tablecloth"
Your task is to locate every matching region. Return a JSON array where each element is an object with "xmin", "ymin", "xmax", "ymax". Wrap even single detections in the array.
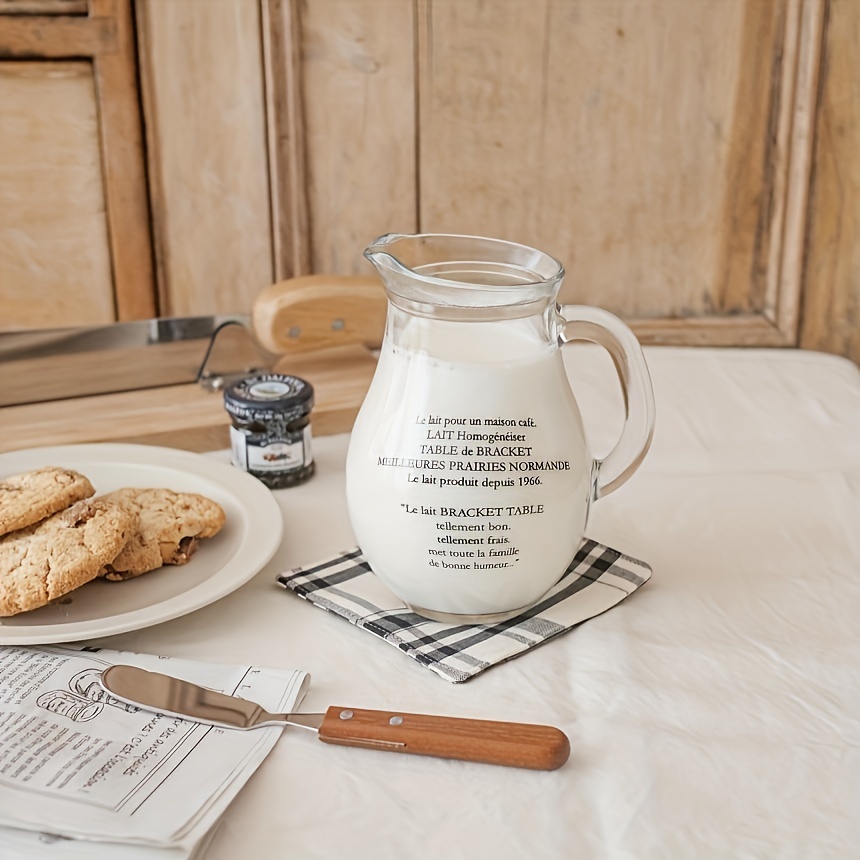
[{"xmin": 94, "ymin": 346, "xmax": 860, "ymax": 858}]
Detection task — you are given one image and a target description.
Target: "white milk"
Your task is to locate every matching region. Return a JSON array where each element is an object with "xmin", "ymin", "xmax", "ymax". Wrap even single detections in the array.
[{"xmin": 346, "ymin": 315, "xmax": 592, "ymax": 617}]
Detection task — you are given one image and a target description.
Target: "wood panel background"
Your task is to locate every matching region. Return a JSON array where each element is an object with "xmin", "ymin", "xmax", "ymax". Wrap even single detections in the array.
[
  {"xmin": 415, "ymin": 0, "xmax": 821, "ymax": 346},
  {"xmin": 0, "ymin": 61, "xmax": 115, "ymax": 327},
  {"xmin": 0, "ymin": 0, "xmax": 155, "ymax": 327},
  {"xmin": 135, "ymin": 0, "xmax": 273, "ymax": 317},
  {"xmin": 298, "ymin": 0, "xmax": 417, "ymax": 274},
  {"xmin": 1, "ymin": 0, "xmax": 857, "ymax": 367},
  {"xmin": 249, "ymin": 0, "xmax": 827, "ymax": 349},
  {"xmin": 801, "ymin": 0, "xmax": 860, "ymax": 362}
]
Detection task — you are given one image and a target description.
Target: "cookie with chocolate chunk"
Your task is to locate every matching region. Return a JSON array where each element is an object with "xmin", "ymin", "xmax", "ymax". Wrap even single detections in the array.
[
  {"xmin": 0, "ymin": 498, "xmax": 136, "ymax": 616},
  {"xmin": 100, "ymin": 488, "xmax": 225, "ymax": 581},
  {"xmin": 0, "ymin": 466, "xmax": 95, "ymax": 537}
]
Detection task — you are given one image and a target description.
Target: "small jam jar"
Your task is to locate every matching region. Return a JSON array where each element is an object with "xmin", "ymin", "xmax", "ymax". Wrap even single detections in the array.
[{"xmin": 224, "ymin": 373, "xmax": 315, "ymax": 489}]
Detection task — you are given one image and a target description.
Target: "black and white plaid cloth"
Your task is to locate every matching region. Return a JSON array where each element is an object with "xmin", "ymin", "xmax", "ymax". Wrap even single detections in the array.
[{"xmin": 276, "ymin": 539, "xmax": 651, "ymax": 683}]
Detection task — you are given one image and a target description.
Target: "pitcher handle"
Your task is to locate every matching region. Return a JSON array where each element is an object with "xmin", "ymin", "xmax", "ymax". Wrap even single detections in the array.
[{"xmin": 557, "ymin": 305, "xmax": 656, "ymax": 499}]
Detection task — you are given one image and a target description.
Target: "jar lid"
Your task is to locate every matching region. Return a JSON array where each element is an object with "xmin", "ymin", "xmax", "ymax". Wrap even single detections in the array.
[{"xmin": 223, "ymin": 373, "xmax": 314, "ymax": 417}]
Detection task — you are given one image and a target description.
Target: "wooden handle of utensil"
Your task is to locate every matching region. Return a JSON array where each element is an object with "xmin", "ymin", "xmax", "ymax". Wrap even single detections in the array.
[
  {"xmin": 252, "ymin": 275, "xmax": 387, "ymax": 355},
  {"xmin": 318, "ymin": 706, "xmax": 570, "ymax": 770}
]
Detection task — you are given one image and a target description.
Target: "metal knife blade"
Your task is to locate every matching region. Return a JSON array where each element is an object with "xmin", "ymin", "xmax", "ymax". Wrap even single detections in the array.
[
  {"xmin": 0, "ymin": 316, "xmax": 276, "ymax": 407},
  {"xmin": 100, "ymin": 665, "xmax": 570, "ymax": 770},
  {"xmin": 101, "ymin": 664, "xmax": 322, "ymax": 731}
]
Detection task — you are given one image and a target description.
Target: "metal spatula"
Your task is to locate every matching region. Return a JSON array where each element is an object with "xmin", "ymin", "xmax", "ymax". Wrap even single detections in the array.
[{"xmin": 100, "ymin": 664, "xmax": 569, "ymax": 771}]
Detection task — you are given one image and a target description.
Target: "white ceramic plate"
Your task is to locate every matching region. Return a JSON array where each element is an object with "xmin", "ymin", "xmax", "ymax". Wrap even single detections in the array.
[{"xmin": 0, "ymin": 444, "xmax": 284, "ymax": 644}]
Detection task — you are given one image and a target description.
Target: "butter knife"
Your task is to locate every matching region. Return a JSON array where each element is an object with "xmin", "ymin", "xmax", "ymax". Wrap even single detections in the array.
[{"xmin": 100, "ymin": 665, "xmax": 569, "ymax": 771}]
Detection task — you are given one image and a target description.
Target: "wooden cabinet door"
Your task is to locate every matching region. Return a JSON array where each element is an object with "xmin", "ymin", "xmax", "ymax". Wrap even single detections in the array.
[
  {"xmin": 281, "ymin": 0, "xmax": 826, "ymax": 350},
  {"xmin": 413, "ymin": 0, "xmax": 824, "ymax": 347},
  {"xmin": 0, "ymin": 0, "xmax": 155, "ymax": 329}
]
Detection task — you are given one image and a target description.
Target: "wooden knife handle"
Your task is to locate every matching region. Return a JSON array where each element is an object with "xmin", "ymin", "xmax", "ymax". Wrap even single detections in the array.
[
  {"xmin": 318, "ymin": 706, "xmax": 570, "ymax": 771},
  {"xmin": 252, "ymin": 274, "xmax": 386, "ymax": 355}
]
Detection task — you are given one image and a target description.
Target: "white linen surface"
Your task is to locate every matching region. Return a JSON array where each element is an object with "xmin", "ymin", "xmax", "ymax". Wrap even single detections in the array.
[{"xmin": 90, "ymin": 346, "xmax": 860, "ymax": 859}]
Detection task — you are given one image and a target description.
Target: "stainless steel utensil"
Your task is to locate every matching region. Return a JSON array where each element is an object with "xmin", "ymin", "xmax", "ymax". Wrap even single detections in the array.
[{"xmin": 100, "ymin": 664, "xmax": 569, "ymax": 770}]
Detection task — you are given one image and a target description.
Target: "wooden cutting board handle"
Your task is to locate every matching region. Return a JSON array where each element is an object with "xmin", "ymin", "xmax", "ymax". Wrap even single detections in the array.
[{"xmin": 252, "ymin": 274, "xmax": 387, "ymax": 355}]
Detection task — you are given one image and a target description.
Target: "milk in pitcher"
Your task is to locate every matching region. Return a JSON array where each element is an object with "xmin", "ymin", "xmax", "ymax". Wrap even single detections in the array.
[{"xmin": 346, "ymin": 314, "xmax": 591, "ymax": 619}]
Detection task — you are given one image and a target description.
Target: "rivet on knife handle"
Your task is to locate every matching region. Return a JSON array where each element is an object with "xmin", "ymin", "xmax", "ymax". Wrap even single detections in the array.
[{"xmin": 318, "ymin": 706, "xmax": 570, "ymax": 771}]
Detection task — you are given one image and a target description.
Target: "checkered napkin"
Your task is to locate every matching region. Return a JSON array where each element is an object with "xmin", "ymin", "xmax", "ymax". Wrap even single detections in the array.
[{"xmin": 276, "ymin": 539, "xmax": 651, "ymax": 683}]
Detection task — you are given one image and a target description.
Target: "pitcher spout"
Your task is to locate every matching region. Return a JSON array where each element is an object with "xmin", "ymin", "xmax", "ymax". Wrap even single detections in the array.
[
  {"xmin": 364, "ymin": 233, "xmax": 406, "ymax": 255},
  {"xmin": 364, "ymin": 234, "xmax": 411, "ymax": 280}
]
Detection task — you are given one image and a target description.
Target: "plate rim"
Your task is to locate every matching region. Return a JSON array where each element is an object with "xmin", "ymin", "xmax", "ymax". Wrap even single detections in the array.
[{"xmin": 0, "ymin": 443, "xmax": 284, "ymax": 644}]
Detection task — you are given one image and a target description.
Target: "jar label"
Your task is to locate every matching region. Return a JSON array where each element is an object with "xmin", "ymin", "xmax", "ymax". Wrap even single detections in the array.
[{"xmin": 230, "ymin": 426, "xmax": 312, "ymax": 472}]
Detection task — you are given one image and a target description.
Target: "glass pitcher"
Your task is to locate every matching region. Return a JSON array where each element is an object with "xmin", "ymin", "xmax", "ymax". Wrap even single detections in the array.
[{"xmin": 345, "ymin": 233, "xmax": 655, "ymax": 623}]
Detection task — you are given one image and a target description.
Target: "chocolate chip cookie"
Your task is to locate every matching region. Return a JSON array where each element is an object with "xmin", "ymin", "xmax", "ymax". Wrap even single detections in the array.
[
  {"xmin": 0, "ymin": 498, "xmax": 137, "ymax": 616},
  {"xmin": 100, "ymin": 488, "xmax": 226, "ymax": 580},
  {"xmin": 0, "ymin": 466, "xmax": 95, "ymax": 537}
]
